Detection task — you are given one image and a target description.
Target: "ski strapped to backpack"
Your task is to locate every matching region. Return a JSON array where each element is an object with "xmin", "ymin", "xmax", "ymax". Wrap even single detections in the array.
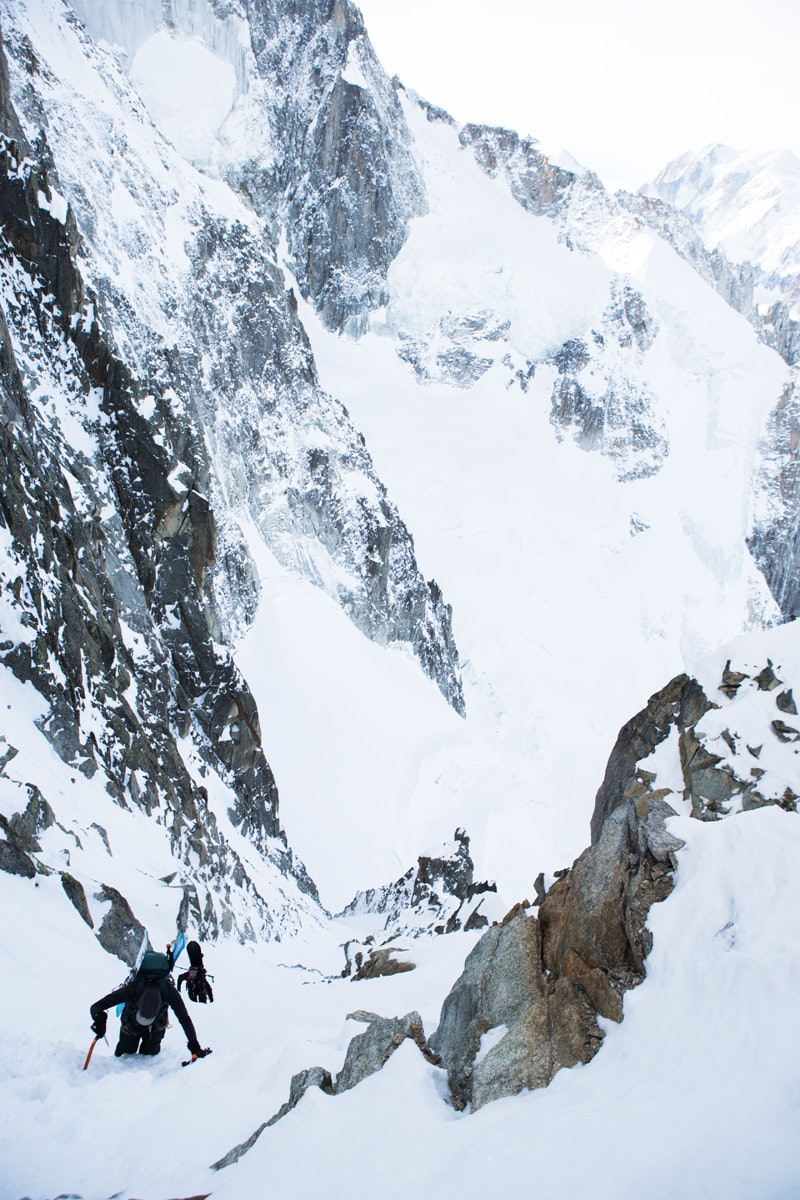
[
  {"xmin": 167, "ymin": 931, "xmax": 187, "ymax": 970},
  {"xmin": 116, "ymin": 930, "xmax": 149, "ymax": 1017},
  {"xmin": 115, "ymin": 932, "xmax": 188, "ymax": 1017}
]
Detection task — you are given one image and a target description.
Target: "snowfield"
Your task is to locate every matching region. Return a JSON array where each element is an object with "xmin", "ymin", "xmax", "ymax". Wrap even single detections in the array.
[{"xmin": 2, "ymin": 768, "xmax": 800, "ymax": 1199}]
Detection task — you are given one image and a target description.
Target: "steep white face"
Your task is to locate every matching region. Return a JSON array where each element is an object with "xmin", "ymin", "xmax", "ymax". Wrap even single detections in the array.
[
  {"xmin": 130, "ymin": 30, "xmax": 236, "ymax": 164},
  {"xmin": 69, "ymin": 0, "xmax": 252, "ymax": 164},
  {"xmin": 69, "ymin": 0, "xmax": 166, "ymax": 57}
]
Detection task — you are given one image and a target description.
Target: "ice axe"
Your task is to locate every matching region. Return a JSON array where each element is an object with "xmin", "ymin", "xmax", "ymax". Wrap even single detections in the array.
[{"xmin": 82, "ymin": 1035, "xmax": 102, "ymax": 1070}]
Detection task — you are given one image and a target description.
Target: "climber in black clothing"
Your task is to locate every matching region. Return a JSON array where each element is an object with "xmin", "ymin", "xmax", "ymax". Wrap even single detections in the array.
[{"xmin": 89, "ymin": 951, "xmax": 211, "ymax": 1059}]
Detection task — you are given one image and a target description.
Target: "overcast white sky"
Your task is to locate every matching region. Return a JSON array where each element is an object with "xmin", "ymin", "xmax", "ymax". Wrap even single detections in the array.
[{"xmin": 355, "ymin": 0, "xmax": 800, "ymax": 191}]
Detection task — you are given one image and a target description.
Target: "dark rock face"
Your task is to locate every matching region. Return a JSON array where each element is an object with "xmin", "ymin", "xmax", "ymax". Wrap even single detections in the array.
[
  {"xmin": 541, "ymin": 789, "xmax": 684, "ymax": 990},
  {"xmin": 6, "ymin": 783, "xmax": 55, "ymax": 850},
  {"xmin": 0, "ymin": 45, "xmax": 310, "ymax": 936},
  {"xmin": 458, "ymin": 125, "xmax": 583, "ymax": 219},
  {"xmin": 747, "ymin": 376, "xmax": 800, "ymax": 621},
  {"xmin": 93, "ymin": 884, "xmax": 147, "ymax": 966},
  {"xmin": 0, "ymin": 836, "xmax": 36, "ymax": 877},
  {"xmin": 0, "ymin": 783, "xmax": 51, "ymax": 877},
  {"xmin": 0, "ymin": 0, "xmax": 465, "ymax": 960},
  {"xmin": 60, "ymin": 872, "xmax": 94, "ymax": 927},
  {"xmin": 2, "ymin": 10, "xmax": 464, "ymax": 719},
  {"xmin": 243, "ymin": 0, "xmax": 426, "ymax": 333},
  {"xmin": 590, "ymin": 674, "xmax": 712, "ymax": 842}
]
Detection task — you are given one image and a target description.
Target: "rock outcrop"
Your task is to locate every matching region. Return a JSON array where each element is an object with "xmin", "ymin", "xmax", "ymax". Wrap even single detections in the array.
[
  {"xmin": 0, "ymin": 33, "xmax": 317, "ymax": 938},
  {"xmin": 590, "ymin": 673, "xmax": 713, "ymax": 842},
  {"xmin": 339, "ymin": 828, "xmax": 496, "ymax": 943},
  {"xmin": 243, "ymin": 0, "xmax": 427, "ymax": 333},
  {"xmin": 748, "ymin": 374, "xmax": 800, "ymax": 621},
  {"xmin": 419, "ymin": 650, "xmax": 800, "ymax": 1112},
  {"xmin": 430, "ymin": 785, "xmax": 683, "ymax": 1110},
  {"xmin": 679, "ymin": 657, "xmax": 800, "ymax": 818}
]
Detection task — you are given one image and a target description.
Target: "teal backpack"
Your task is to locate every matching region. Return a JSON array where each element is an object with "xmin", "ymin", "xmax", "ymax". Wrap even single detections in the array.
[{"xmin": 125, "ymin": 951, "xmax": 171, "ymax": 1028}]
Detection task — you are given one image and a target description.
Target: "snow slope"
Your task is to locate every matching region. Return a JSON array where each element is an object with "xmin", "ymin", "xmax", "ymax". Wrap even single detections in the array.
[
  {"xmin": 248, "ymin": 90, "xmax": 788, "ymax": 910},
  {"xmin": 3, "ymin": 652, "xmax": 800, "ymax": 1199},
  {"xmin": 1, "ymin": 2, "xmax": 800, "ymax": 1198}
]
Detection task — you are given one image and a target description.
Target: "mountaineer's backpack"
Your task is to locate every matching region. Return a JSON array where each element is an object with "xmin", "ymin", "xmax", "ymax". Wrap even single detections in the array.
[{"xmin": 123, "ymin": 951, "xmax": 171, "ymax": 1028}]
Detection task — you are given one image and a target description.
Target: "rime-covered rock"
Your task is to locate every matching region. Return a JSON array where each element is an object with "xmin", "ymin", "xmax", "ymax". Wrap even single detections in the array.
[
  {"xmin": 748, "ymin": 374, "xmax": 800, "ymax": 620},
  {"xmin": 338, "ymin": 829, "xmax": 496, "ymax": 942},
  {"xmin": 0, "ymin": 34, "xmax": 318, "ymax": 939},
  {"xmin": 244, "ymin": 0, "xmax": 427, "ymax": 333}
]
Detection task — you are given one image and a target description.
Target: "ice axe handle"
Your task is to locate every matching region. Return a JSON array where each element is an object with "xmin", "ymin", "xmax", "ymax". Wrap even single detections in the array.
[{"xmin": 82, "ymin": 1035, "xmax": 100, "ymax": 1071}]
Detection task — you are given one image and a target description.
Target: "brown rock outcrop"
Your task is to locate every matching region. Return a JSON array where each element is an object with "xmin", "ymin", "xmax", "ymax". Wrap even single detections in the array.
[{"xmin": 430, "ymin": 784, "xmax": 684, "ymax": 1110}]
